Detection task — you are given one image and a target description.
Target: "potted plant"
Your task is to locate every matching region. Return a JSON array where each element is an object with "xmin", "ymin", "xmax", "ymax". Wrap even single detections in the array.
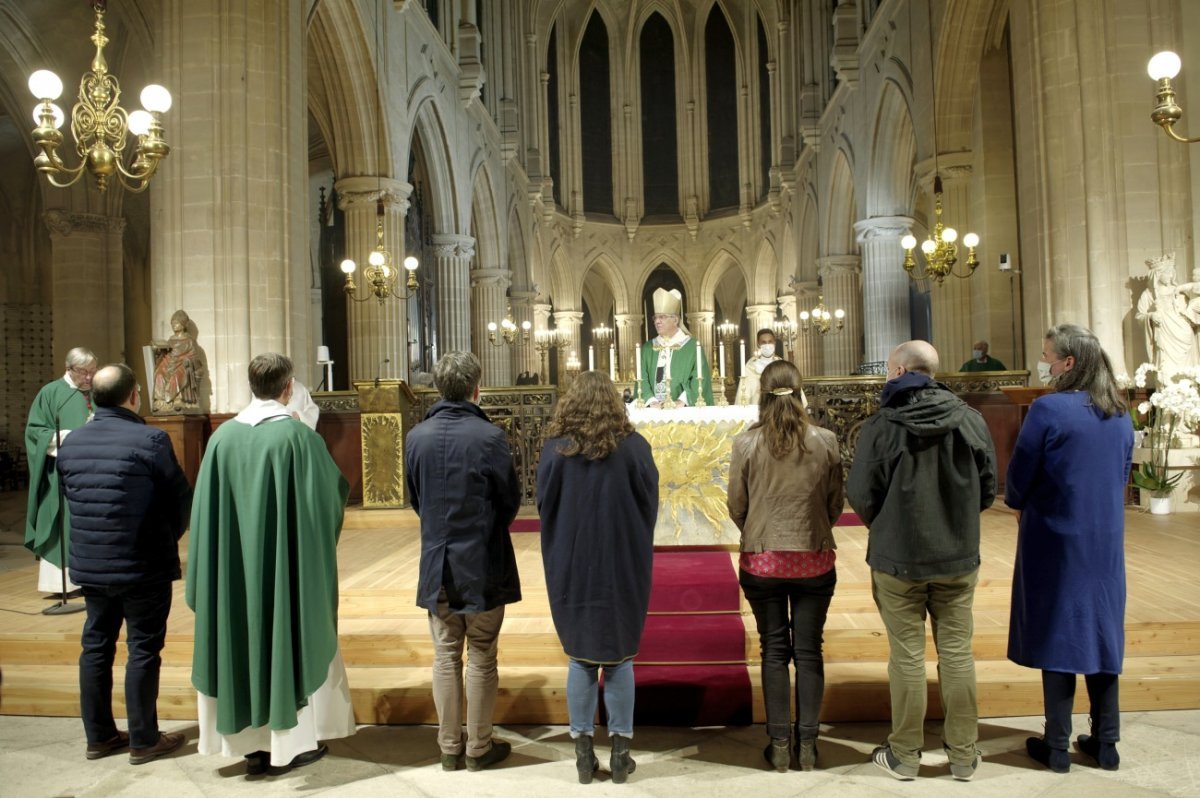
[{"xmin": 1132, "ymin": 364, "xmax": 1200, "ymax": 514}]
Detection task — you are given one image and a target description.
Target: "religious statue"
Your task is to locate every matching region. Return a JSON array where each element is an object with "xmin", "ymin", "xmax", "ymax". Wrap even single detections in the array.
[
  {"xmin": 1135, "ymin": 253, "xmax": 1200, "ymax": 382},
  {"xmin": 151, "ymin": 309, "xmax": 202, "ymax": 413}
]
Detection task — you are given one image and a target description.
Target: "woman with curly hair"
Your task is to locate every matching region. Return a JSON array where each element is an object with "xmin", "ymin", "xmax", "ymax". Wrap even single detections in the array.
[
  {"xmin": 537, "ymin": 371, "xmax": 659, "ymax": 785},
  {"xmin": 727, "ymin": 360, "xmax": 843, "ymax": 772}
]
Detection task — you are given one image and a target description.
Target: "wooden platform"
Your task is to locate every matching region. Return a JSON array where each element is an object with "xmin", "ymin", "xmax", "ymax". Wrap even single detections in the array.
[{"xmin": 2, "ymin": 505, "xmax": 1198, "ymax": 724}]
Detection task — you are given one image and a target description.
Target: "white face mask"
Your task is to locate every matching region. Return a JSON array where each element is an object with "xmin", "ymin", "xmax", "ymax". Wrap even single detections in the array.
[
  {"xmin": 972, "ymin": 349, "xmax": 983, "ymax": 361},
  {"xmin": 1036, "ymin": 361, "xmax": 1055, "ymax": 385},
  {"xmin": 758, "ymin": 343, "xmax": 775, "ymax": 358}
]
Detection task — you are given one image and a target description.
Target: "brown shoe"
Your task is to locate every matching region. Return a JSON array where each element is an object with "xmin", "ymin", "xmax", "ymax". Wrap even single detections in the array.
[
  {"xmin": 129, "ymin": 732, "xmax": 185, "ymax": 765},
  {"xmin": 86, "ymin": 731, "xmax": 129, "ymax": 760}
]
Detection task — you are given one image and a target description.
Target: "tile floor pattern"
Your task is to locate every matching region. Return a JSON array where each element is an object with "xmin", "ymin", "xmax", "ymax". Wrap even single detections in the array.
[{"xmin": 0, "ymin": 711, "xmax": 1197, "ymax": 797}]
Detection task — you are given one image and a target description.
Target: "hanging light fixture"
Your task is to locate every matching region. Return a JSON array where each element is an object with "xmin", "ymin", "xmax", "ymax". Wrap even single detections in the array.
[
  {"xmin": 1147, "ymin": 51, "xmax": 1199, "ymax": 144},
  {"xmin": 798, "ymin": 294, "xmax": 846, "ymax": 336},
  {"xmin": 900, "ymin": 3, "xmax": 980, "ymax": 285},
  {"xmin": 339, "ymin": 3, "xmax": 418, "ymax": 302},
  {"xmin": 28, "ymin": 1, "xmax": 171, "ymax": 193},
  {"xmin": 488, "ymin": 305, "xmax": 532, "ymax": 346}
]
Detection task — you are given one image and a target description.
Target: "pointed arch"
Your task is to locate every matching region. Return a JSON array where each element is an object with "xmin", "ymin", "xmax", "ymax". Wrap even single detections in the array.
[
  {"xmin": 867, "ymin": 80, "xmax": 917, "ymax": 217},
  {"xmin": 825, "ymin": 149, "xmax": 857, "ymax": 256},
  {"xmin": 408, "ymin": 97, "xmax": 457, "ymax": 233}
]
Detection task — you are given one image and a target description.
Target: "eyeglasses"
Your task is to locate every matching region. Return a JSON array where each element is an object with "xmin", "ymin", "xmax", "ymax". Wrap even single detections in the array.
[{"xmin": 69, "ymin": 366, "xmax": 97, "ymax": 379}]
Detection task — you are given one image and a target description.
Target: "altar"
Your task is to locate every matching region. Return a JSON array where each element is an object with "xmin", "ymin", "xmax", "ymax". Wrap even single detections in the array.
[{"xmin": 628, "ymin": 405, "xmax": 758, "ymax": 546}]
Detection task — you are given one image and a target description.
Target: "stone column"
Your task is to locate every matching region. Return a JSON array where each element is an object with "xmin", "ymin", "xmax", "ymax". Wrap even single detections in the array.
[
  {"xmin": 746, "ymin": 303, "xmax": 778, "ymax": 338},
  {"xmin": 817, "ymin": 256, "xmax": 863, "ymax": 375},
  {"xmin": 854, "ymin": 217, "xmax": 913, "ymax": 371},
  {"xmin": 509, "ymin": 290, "xmax": 539, "ymax": 377},
  {"xmin": 787, "ymin": 287, "xmax": 823, "ymax": 377},
  {"xmin": 553, "ymin": 310, "xmax": 584, "ymax": 381},
  {"xmin": 614, "ymin": 313, "xmax": 642, "ymax": 382},
  {"xmin": 152, "ymin": 0, "xmax": 309, "ymax": 411},
  {"xmin": 686, "ymin": 311, "xmax": 716, "ymax": 373},
  {"xmin": 45, "ymin": 211, "xmax": 126, "ymax": 368},
  {"xmin": 432, "ymin": 233, "xmax": 475, "ymax": 355},
  {"xmin": 471, "ymin": 267, "xmax": 513, "ymax": 386},
  {"xmin": 335, "ymin": 176, "xmax": 412, "ymax": 382}
]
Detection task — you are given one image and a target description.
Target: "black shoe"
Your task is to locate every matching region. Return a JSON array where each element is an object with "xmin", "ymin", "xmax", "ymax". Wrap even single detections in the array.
[
  {"xmin": 763, "ymin": 737, "xmax": 789, "ymax": 772},
  {"xmin": 797, "ymin": 739, "xmax": 817, "ymax": 772},
  {"xmin": 610, "ymin": 734, "xmax": 636, "ymax": 784},
  {"xmin": 465, "ymin": 740, "xmax": 511, "ymax": 772},
  {"xmin": 575, "ymin": 735, "xmax": 599, "ymax": 784},
  {"xmin": 287, "ymin": 744, "xmax": 328, "ymax": 770},
  {"xmin": 440, "ymin": 752, "xmax": 463, "ymax": 771},
  {"xmin": 245, "ymin": 751, "xmax": 269, "ymax": 775},
  {"xmin": 1026, "ymin": 736, "xmax": 1070, "ymax": 773},
  {"xmin": 1076, "ymin": 734, "xmax": 1119, "ymax": 770}
]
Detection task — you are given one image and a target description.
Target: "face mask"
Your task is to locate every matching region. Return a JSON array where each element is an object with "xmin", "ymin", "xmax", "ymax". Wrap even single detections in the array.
[
  {"xmin": 758, "ymin": 343, "xmax": 775, "ymax": 358},
  {"xmin": 972, "ymin": 349, "xmax": 983, "ymax": 360},
  {"xmin": 1037, "ymin": 361, "xmax": 1055, "ymax": 385}
]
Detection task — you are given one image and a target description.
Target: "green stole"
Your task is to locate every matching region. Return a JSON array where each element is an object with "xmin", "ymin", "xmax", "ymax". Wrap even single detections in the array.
[
  {"xmin": 187, "ymin": 418, "xmax": 349, "ymax": 733},
  {"xmin": 637, "ymin": 336, "xmax": 715, "ymax": 406}
]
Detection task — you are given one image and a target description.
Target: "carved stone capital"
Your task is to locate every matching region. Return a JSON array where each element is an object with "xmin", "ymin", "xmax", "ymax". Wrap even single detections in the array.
[
  {"xmin": 334, "ymin": 176, "xmax": 413, "ymax": 212},
  {"xmin": 44, "ymin": 209, "xmax": 125, "ymax": 237},
  {"xmin": 470, "ymin": 268, "xmax": 512, "ymax": 289},
  {"xmin": 817, "ymin": 255, "xmax": 863, "ymax": 277},
  {"xmin": 431, "ymin": 233, "xmax": 476, "ymax": 259},
  {"xmin": 854, "ymin": 216, "xmax": 914, "ymax": 243}
]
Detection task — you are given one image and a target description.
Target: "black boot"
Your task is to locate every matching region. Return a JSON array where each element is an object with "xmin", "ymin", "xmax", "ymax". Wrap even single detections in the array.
[
  {"xmin": 610, "ymin": 734, "xmax": 636, "ymax": 784},
  {"xmin": 1026, "ymin": 736, "xmax": 1070, "ymax": 773},
  {"xmin": 763, "ymin": 737, "xmax": 789, "ymax": 772},
  {"xmin": 1076, "ymin": 735, "xmax": 1119, "ymax": 771},
  {"xmin": 575, "ymin": 735, "xmax": 599, "ymax": 784}
]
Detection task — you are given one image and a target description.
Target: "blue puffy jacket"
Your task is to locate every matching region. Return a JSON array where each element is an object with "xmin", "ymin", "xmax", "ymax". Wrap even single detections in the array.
[{"xmin": 57, "ymin": 406, "xmax": 192, "ymax": 585}]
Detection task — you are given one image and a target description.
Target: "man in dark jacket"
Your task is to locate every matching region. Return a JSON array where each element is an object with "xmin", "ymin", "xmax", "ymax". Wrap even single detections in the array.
[
  {"xmin": 405, "ymin": 351, "xmax": 521, "ymax": 772},
  {"xmin": 57, "ymin": 363, "xmax": 192, "ymax": 765},
  {"xmin": 847, "ymin": 340, "xmax": 996, "ymax": 783}
]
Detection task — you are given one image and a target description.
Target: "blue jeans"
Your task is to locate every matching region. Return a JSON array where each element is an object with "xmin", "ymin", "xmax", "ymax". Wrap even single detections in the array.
[
  {"xmin": 567, "ymin": 658, "xmax": 634, "ymax": 738},
  {"xmin": 79, "ymin": 581, "xmax": 173, "ymax": 748},
  {"xmin": 739, "ymin": 568, "xmax": 837, "ymax": 740}
]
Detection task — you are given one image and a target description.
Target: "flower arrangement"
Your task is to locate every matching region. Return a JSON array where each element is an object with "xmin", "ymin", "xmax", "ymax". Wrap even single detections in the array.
[{"xmin": 1132, "ymin": 363, "xmax": 1200, "ymax": 497}]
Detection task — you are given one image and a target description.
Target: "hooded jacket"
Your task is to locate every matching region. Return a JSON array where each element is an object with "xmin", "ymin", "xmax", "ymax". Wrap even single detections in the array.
[{"xmin": 847, "ymin": 374, "xmax": 997, "ymax": 580}]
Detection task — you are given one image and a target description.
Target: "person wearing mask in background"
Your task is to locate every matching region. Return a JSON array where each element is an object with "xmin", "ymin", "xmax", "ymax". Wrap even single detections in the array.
[{"xmin": 958, "ymin": 340, "xmax": 1006, "ymax": 372}]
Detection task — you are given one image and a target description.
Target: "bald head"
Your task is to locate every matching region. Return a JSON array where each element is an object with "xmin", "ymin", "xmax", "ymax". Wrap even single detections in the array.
[
  {"xmin": 888, "ymin": 340, "xmax": 940, "ymax": 378},
  {"xmin": 91, "ymin": 364, "xmax": 139, "ymax": 410}
]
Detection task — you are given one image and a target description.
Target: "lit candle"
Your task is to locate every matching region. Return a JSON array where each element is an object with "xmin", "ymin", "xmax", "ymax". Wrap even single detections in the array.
[
  {"xmin": 719, "ymin": 341, "xmax": 726, "ymax": 379},
  {"xmin": 609, "ymin": 345, "xmax": 616, "ymax": 380},
  {"xmin": 740, "ymin": 338, "xmax": 747, "ymax": 368},
  {"xmin": 588, "ymin": 345, "xmax": 595, "ymax": 371}
]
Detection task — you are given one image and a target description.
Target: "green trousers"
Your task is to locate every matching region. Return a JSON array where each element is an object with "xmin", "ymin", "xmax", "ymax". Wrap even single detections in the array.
[{"xmin": 871, "ymin": 568, "xmax": 979, "ymax": 767}]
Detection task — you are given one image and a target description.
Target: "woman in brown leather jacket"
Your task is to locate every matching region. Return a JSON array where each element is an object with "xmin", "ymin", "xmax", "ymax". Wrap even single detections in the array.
[{"xmin": 726, "ymin": 360, "xmax": 843, "ymax": 773}]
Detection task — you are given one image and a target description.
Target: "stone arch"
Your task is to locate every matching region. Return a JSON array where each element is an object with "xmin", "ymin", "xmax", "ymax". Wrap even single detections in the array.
[
  {"xmin": 546, "ymin": 244, "xmax": 577, "ymax": 311},
  {"xmin": 636, "ymin": 250, "xmax": 695, "ymax": 302},
  {"xmin": 751, "ymin": 238, "xmax": 779, "ymax": 305},
  {"xmin": 580, "ymin": 254, "xmax": 631, "ymax": 315},
  {"xmin": 867, "ymin": 79, "xmax": 917, "ymax": 217},
  {"xmin": 699, "ymin": 247, "xmax": 748, "ymax": 312},
  {"xmin": 933, "ymin": 0, "xmax": 1001, "ymax": 153},
  {"xmin": 825, "ymin": 149, "xmax": 857, "ymax": 256},
  {"xmin": 408, "ymin": 97, "xmax": 458, "ymax": 233},
  {"xmin": 468, "ymin": 161, "xmax": 502, "ymax": 271}
]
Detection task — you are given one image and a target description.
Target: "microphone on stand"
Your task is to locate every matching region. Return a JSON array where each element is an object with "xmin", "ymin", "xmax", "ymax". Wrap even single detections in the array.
[{"xmin": 375, "ymin": 358, "xmax": 390, "ymax": 388}]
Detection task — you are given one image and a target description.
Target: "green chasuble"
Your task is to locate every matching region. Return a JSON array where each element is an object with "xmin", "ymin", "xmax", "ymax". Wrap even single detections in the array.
[
  {"xmin": 637, "ymin": 336, "xmax": 715, "ymax": 406},
  {"xmin": 187, "ymin": 418, "xmax": 349, "ymax": 734},
  {"xmin": 24, "ymin": 378, "xmax": 90, "ymax": 566}
]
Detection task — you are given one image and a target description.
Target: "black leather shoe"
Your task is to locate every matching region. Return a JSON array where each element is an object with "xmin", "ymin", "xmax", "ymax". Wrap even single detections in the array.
[
  {"xmin": 610, "ymin": 735, "xmax": 636, "ymax": 784},
  {"xmin": 245, "ymin": 751, "xmax": 269, "ymax": 775},
  {"xmin": 287, "ymin": 745, "xmax": 328, "ymax": 770},
  {"xmin": 465, "ymin": 740, "xmax": 511, "ymax": 771},
  {"xmin": 1026, "ymin": 736, "xmax": 1070, "ymax": 773},
  {"xmin": 1076, "ymin": 734, "xmax": 1119, "ymax": 770},
  {"xmin": 575, "ymin": 735, "xmax": 599, "ymax": 784},
  {"xmin": 763, "ymin": 738, "xmax": 789, "ymax": 772}
]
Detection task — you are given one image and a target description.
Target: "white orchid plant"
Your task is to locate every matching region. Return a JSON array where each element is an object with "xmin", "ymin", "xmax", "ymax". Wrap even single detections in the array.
[{"xmin": 1132, "ymin": 363, "xmax": 1200, "ymax": 497}]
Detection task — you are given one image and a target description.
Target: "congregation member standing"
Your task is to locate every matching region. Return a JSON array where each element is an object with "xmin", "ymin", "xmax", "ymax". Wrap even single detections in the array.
[
  {"xmin": 537, "ymin": 372, "xmax": 658, "ymax": 784},
  {"xmin": 848, "ymin": 340, "xmax": 996, "ymax": 782},
  {"xmin": 406, "ymin": 351, "xmax": 522, "ymax": 772},
  {"xmin": 25, "ymin": 346, "xmax": 97, "ymax": 595},
  {"xmin": 188, "ymin": 353, "xmax": 353, "ymax": 775},
  {"xmin": 727, "ymin": 361, "xmax": 842, "ymax": 772},
  {"xmin": 1006, "ymin": 324, "xmax": 1133, "ymax": 773},
  {"xmin": 57, "ymin": 363, "xmax": 192, "ymax": 765}
]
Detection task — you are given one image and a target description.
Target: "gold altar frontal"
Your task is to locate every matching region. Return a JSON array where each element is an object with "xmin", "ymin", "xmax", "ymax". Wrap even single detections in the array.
[{"xmin": 628, "ymin": 405, "xmax": 758, "ymax": 546}]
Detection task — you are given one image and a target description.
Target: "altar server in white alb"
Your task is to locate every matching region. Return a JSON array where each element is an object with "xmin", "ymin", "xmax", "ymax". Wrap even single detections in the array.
[
  {"xmin": 735, "ymin": 329, "xmax": 782, "ymax": 406},
  {"xmin": 637, "ymin": 288, "xmax": 715, "ymax": 407}
]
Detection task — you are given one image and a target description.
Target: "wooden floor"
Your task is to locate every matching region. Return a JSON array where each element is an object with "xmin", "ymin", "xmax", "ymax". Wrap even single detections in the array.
[{"xmin": 2, "ymin": 504, "xmax": 1198, "ymax": 724}]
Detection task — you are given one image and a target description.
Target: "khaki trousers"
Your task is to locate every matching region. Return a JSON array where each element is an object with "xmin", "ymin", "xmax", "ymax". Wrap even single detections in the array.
[
  {"xmin": 428, "ymin": 590, "xmax": 506, "ymax": 756},
  {"xmin": 871, "ymin": 568, "xmax": 979, "ymax": 767}
]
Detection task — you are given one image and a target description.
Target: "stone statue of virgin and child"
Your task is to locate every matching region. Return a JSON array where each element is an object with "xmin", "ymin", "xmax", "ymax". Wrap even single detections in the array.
[{"xmin": 1135, "ymin": 252, "xmax": 1200, "ymax": 384}]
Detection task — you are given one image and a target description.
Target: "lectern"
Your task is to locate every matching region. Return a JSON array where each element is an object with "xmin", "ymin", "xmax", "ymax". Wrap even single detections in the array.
[{"xmin": 354, "ymin": 380, "xmax": 417, "ymax": 508}]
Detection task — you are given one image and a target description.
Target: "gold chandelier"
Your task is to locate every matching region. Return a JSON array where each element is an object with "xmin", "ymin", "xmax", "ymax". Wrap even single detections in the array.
[
  {"xmin": 798, "ymin": 295, "xmax": 845, "ymax": 335},
  {"xmin": 28, "ymin": 1, "xmax": 171, "ymax": 193},
  {"xmin": 901, "ymin": 176, "xmax": 980, "ymax": 285},
  {"xmin": 1147, "ymin": 51, "xmax": 1198, "ymax": 143},
  {"xmin": 488, "ymin": 306, "xmax": 531, "ymax": 346},
  {"xmin": 340, "ymin": 200, "xmax": 419, "ymax": 302}
]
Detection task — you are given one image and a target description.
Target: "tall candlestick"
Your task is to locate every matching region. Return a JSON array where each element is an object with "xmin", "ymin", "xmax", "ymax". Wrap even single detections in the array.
[
  {"xmin": 719, "ymin": 341, "xmax": 726, "ymax": 378},
  {"xmin": 588, "ymin": 345, "xmax": 595, "ymax": 371},
  {"xmin": 739, "ymin": 338, "xmax": 746, "ymax": 370},
  {"xmin": 609, "ymin": 345, "xmax": 616, "ymax": 380}
]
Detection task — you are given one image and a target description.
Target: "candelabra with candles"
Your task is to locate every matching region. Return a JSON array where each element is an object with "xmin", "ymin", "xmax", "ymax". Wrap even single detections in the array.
[
  {"xmin": 591, "ymin": 322, "xmax": 619, "ymax": 380},
  {"xmin": 714, "ymin": 319, "xmax": 739, "ymax": 406},
  {"xmin": 534, "ymin": 328, "xmax": 570, "ymax": 385},
  {"xmin": 772, "ymin": 317, "xmax": 799, "ymax": 361},
  {"xmin": 487, "ymin": 306, "xmax": 532, "ymax": 347}
]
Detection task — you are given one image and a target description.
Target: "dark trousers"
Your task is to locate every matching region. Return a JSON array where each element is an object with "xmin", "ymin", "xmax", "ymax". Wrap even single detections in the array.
[
  {"xmin": 80, "ymin": 581, "xmax": 173, "ymax": 748},
  {"xmin": 739, "ymin": 568, "xmax": 837, "ymax": 740},
  {"xmin": 1042, "ymin": 670, "xmax": 1120, "ymax": 750}
]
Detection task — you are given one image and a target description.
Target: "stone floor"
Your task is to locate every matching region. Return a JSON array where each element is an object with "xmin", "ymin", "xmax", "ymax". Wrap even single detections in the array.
[{"xmin": 0, "ymin": 710, "xmax": 1197, "ymax": 797}]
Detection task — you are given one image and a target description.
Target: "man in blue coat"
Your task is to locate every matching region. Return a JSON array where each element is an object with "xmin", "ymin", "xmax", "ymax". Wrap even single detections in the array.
[
  {"xmin": 405, "ymin": 351, "xmax": 521, "ymax": 772},
  {"xmin": 57, "ymin": 363, "xmax": 192, "ymax": 765}
]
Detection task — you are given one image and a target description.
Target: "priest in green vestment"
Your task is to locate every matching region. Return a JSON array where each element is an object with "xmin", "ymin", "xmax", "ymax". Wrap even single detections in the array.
[
  {"xmin": 637, "ymin": 288, "xmax": 714, "ymax": 407},
  {"xmin": 24, "ymin": 347, "xmax": 96, "ymax": 594},
  {"xmin": 187, "ymin": 353, "xmax": 354, "ymax": 774}
]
